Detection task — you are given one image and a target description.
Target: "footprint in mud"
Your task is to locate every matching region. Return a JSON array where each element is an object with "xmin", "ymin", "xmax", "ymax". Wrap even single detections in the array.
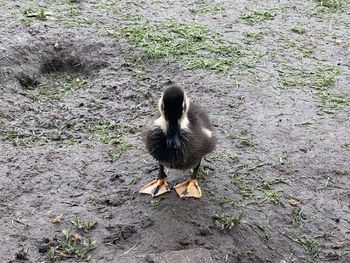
[
  {"xmin": 104, "ymin": 224, "xmax": 137, "ymax": 246},
  {"xmin": 37, "ymin": 237, "xmax": 51, "ymax": 254},
  {"xmin": 8, "ymin": 248, "xmax": 29, "ymax": 262},
  {"xmin": 140, "ymin": 216, "xmax": 155, "ymax": 229},
  {"xmin": 102, "ymin": 189, "xmax": 131, "ymax": 207}
]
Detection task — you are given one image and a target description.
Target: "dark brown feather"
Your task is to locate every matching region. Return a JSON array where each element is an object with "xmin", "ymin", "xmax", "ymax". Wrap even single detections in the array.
[{"xmin": 143, "ymin": 103, "xmax": 216, "ymax": 170}]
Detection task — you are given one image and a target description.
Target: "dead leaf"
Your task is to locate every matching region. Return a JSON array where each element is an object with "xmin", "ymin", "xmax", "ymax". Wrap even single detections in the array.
[
  {"xmin": 8, "ymin": 256, "xmax": 16, "ymax": 263},
  {"xmin": 107, "ymin": 29, "xmax": 115, "ymax": 36},
  {"xmin": 335, "ymin": 38, "xmax": 342, "ymax": 44},
  {"xmin": 52, "ymin": 214, "xmax": 64, "ymax": 224},
  {"xmin": 288, "ymin": 199, "xmax": 301, "ymax": 206},
  {"xmin": 73, "ymin": 233, "xmax": 81, "ymax": 241},
  {"xmin": 308, "ymin": 36, "xmax": 315, "ymax": 45},
  {"xmin": 331, "ymin": 242, "xmax": 345, "ymax": 249}
]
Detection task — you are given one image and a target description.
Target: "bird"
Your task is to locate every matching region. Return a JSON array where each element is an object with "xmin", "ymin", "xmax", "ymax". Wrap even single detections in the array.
[{"xmin": 139, "ymin": 84, "xmax": 216, "ymax": 198}]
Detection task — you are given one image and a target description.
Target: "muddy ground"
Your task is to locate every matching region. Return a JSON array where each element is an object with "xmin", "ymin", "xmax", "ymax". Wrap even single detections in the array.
[{"xmin": 0, "ymin": 0, "xmax": 350, "ymax": 262}]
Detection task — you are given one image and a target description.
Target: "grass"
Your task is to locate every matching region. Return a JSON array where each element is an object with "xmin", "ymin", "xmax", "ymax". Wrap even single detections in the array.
[
  {"xmin": 107, "ymin": 143, "xmax": 134, "ymax": 162},
  {"xmin": 294, "ymin": 235, "xmax": 320, "ymax": 261},
  {"xmin": 231, "ymin": 166, "xmax": 285, "ymax": 204},
  {"xmin": 315, "ymin": 0, "xmax": 349, "ymax": 10},
  {"xmin": 86, "ymin": 121, "xmax": 129, "ymax": 145},
  {"xmin": 242, "ymin": 10, "xmax": 276, "ymax": 25},
  {"xmin": 261, "ymin": 189, "xmax": 282, "ymax": 205},
  {"xmin": 197, "ymin": 166, "xmax": 214, "ymax": 179},
  {"xmin": 186, "ymin": 58, "xmax": 233, "ymax": 72},
  {"xmin": 19, "ymin": 1, "xmax": 116, "ymax": 28},
  {"xmin": 278, "ymin": 65, "xmax": 341, "ymax": 90},
  {"xmin": 232, "ymin": 160, "xmax": 266, "ymax": 177},
  {"xmin": 70, "ymin": 120, "xmax": 133, "ymax": 152},
  {"xmin": 189, "ymin": 4, "xmax": 224, "ymax": 15},
  {"xmin": 47, "ymin": 228, "xmax": 96, "ymax": 261},
  {"xmin": 122, "ymin": 19, "xmax": 260, "ymax": 72},
  {"xmin": 206, "ymin": 151, "xmax": 238, "ymax": 164},
  {"xmin": 213, "ymin": 212, "xmax": 244, "ymax": 230},
  {"xmin": 341, "ymin": 143, "xmax": 350, "ymax": 149},
  {"xmin": 231, "ymin": 161, "xmax": 266, "ymax": 197},
  {"xmin": 277, "ymin": 61, "xmax": 345, "ymax": 115},
  {"xmin": 244, "ymin": 31, "xmax": 265, "ymax": 41},
  {"xmin": 2, "ymin": 118, "xmax": 133, "ymax": 151},
  {"xmin": 258, "ymin": 178, "xmax": 285, "ymax": 205},
  {"xmin": 259, "ymin": 178, "xmax": 287, "ymax": 190},
  {"xmin": 150, "ymin": 199, "xmax": 161, "ymax": 209},
  {"xmin": 229, "ymin": 131, "xmax": 258, "ymax": 149},
  {"xmin": 23, "ymin": 8, "xmax": 50, "ymax": 21},
  {"xmin": 291, "ymin": 25, "xmax": 307, "ymax": 35},
  {"xmin": 249, "ymin": 223, "xmax": 274, "ymax": 248},
  {"xmin": 122, "ymin": 22, "xmax": 204, "ymax": 59},
  {"xmin": 218, "ymin": 197, "xmax": 238, "ymax": 206},
  {"xmin": 317, "ymin": 92, "xmax": 348, "ymax": 114},
  {"xmin": 292, "ymin": 208, "xmax": 307, "ymax": 227},
  {"xmin": 163, "ymin": 20, "xmax": 211, "ymax": 40},
  {"xmin": 319, "ymin": 92, "xmax": 348, "ymax": 104},
  {"xmin": 71, "ymin": 215, "xmax": 97, "ymax": 232},
  {"xmin": 232, "ymin": 174, "xmax": 254, "ymax": 199},
  {"xmin": 47, "ymin": 215, "xmax": 97, "ymax": 261},
  {"xmin": 278, "ymin": 153, "xmax": 288, "ymax": 165},
  {"xmin": 22, "ymin": 74, "xmax": 87, "ymax": 102}
]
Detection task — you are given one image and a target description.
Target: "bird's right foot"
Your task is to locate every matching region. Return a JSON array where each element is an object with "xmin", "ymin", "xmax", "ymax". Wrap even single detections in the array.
[{"xmin": 139, "ymin": 179, "xmax": 170, "ymax": 197}]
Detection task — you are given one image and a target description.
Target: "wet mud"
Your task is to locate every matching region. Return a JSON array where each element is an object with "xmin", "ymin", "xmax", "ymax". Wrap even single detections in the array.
[{"xmin": 0, "ymin": 0, "xmax": 349, "ymax": 262}]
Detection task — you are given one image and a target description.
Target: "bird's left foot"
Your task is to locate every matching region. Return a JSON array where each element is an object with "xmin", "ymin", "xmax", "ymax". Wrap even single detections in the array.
[{"xmin": 174, "ymin": 178, "xmax": 202, "ymax": 199}]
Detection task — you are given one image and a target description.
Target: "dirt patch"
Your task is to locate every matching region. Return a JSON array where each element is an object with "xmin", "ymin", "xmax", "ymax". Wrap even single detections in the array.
[{"xmin": 1, "ymin": 0, "xmax": 350, "ymax": 263}]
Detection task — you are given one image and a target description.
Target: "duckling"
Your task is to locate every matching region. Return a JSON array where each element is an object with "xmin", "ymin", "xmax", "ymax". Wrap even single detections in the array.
[{"xmin": 139, "ymin": 85, "xmax": 216, "ymax": 198}]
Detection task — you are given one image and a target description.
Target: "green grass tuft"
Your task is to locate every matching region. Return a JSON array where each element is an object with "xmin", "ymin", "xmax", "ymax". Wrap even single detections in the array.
[
  {"xmin": 232, "ymin": 175, "xmax": 254, "ymax": 199},
  {"xmin": 229, "ymin": 131, "xmax": 258, "ymax": 149},
  {"xmin": 163, "ymin": 20, "xmax": 211, "ymax": 40},
  {"xmin": 23, "ymin": 8, "xmax": 50, "ymax": 21},
  {"xmin": 278, "ymin": 65, "xmax": 341, "ymax": 90},
  {"xmin": 197, "ymin": 166, "xmax": 214, "ymax": 179},
  {"xmin": 213, "ymin": 212, "xmax": 244, "ymax": 230},
  {"xmin": 242, "ymin": 10, "xmax": 276, "ymax": 25},
  {"xmin": 186, "ymin": 57, "xmax": 233, "ymax": 72},
  {"xmin": 261, "ymin": 189, "xmax": 282, "ymax": 205},
  {"xmin": 122, "ymin": 23, "xmax": 204, "ymax": 59},
  {"xmin": 189, "ymin": 5, "xmax": 224, "ymax": 15},
  {"xmin": 291, "ymin": 25, "xmax": 307, "ymax": 35},
  {"xmin": 244, "ymin": 31, "xmax": 265, "ymax": 41},
  {"xmin": 47, "ymin": 228, "xmax": 96, "ymax": 261},
  {"xmin": 295, "ymin": 235, "xmax": 320, "ymax": 260},
  {"xmin": 292, "ymin": 208, "xmax": 307, "ymax": 227},
  {"xmin": 319, "ymin": 92, "xmax": 348, "ymax": 104},
  {"xmin": 315, "ymin": 0, "xmax": 349, "ymax": 10},
  {"xmin": 22, "ymin": 74, "xmax": 87, "ymax": 102},
  {"xmin": 1, "ymin": 118, "xmax": 133, "ymax": 151},
  {"xmin": 71, "ymin": 215, "xmax": 97, "ymax": 233},
  {"xmin": 317, "ymin": 91, "xmax": 348, "ymax": 114},
  {"xmin": 122, "ymin": 20, "xmax": 261, "ymax": 72},
  {"xmin": 206, "ymin": 151, "xmax": 238, "ymax": 164}
]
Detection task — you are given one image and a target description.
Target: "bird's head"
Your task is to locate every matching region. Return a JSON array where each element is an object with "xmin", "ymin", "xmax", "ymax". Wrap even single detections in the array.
[{"xmin": 158, "ymin": 85, "xmax": 189, "ymax": 150}]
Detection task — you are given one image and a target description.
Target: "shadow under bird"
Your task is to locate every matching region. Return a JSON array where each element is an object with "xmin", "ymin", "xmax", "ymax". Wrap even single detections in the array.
[{"xmin": 140, "ymin": 85, "xmax": 216, "ymax": 198}]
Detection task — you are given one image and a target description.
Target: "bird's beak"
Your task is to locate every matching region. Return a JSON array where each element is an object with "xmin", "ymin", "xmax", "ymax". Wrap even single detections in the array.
[{"xmin": 166, "ymin": 121, "xmax": 181, "ymax": 150}]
